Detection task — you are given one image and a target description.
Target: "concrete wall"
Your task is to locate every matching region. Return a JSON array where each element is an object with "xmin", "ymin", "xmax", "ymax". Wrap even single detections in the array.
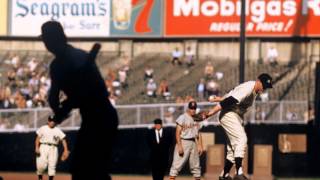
[
  {"xmin": 0, "ymin": 40, "xmax": 119, "ymax": 52},
  {"xmin": 0, "ymin": 39, "xmax": 319, "ymax": 63}
]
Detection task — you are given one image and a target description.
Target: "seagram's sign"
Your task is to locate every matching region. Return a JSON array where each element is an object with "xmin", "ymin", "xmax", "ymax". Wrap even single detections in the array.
[{"xmin": 10, "ymin": 0, "xmax": 110, "ymax": 37}]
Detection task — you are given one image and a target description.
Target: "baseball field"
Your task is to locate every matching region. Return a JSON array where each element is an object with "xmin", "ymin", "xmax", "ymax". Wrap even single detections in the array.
[{"xmin": 1, "ymin": 172, "xmax": 320, "ymax": 180}]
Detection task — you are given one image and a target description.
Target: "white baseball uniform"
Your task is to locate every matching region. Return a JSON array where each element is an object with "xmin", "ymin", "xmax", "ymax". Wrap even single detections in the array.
[
  {"xmin": 219, "ymin": 81, "xmax": 257, "ymax": 162},
  {"xmin": 36, "ymin": 125, "xmax": 66, "ymax": 176},
  {"xmin": 169, "ymin": 113, "xmax": 202, "ymax": 178}
]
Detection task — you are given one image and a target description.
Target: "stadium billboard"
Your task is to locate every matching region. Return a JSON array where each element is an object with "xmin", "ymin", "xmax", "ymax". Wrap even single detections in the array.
[
  {"xmin": 10, "ymin": 0, "xmax": 110, "ymax": 37},
  {"xmin": 0, "ymin": 0, "xmax": 8, "ymax": 35},
  {"xmin": 165, "ymin": 0, "xmax": 320, "ymax": 37},
  {"xmin": 110, "ymin": 0, "xmax": 163, "ymax": 37}
]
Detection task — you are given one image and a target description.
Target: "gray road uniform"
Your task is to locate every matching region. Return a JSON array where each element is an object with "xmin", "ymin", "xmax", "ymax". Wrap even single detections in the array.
[
  {"xmin": 169, "ymin": 113, "xmax": 202, "ymax": 178},
  {"xmin": 219, "ymin": 81, "xmax": 257, "ymax": 162}
]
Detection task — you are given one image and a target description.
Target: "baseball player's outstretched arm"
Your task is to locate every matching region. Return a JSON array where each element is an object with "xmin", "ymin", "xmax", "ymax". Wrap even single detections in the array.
[
  {"xmin": 208, "ymin": 96, "xmax": 223, "ymax": 103},
  {"xmin": 207, "ymin": 104, "xmax": 222, "ymax": 117}
]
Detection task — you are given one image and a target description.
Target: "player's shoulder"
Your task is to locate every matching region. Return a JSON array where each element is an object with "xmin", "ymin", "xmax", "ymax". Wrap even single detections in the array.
[
  {"xmin": 68, "ymin": 45, "xmax": 88, "ymax": 59},
  {"xmin": 236, "ymin": 81, "xmax": 255, "ymax": 90},
  {"xmin": 39, "ymin": 125, "xmax": 48, "ymax": 130}
]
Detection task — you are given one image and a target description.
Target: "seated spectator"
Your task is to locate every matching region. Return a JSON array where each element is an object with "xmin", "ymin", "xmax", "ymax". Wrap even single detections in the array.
[
  {"xmin": 157, "ymin": 79, "xmax": 171, "ymax": 100},
  {"xmin": 304, "ymin": 106, "xmax": 315, "ymax": 123},
  {"xmin": 215, "ymin": 72, "xmax": 224, "ymax": 80},
  {"xmin": 206, "ymin": 79, "xmax": 220, "ymax": 96},
  {"xmin": 0, "ymin": 119, "xmax": 7, "ymax": 131},
  {"xmin": 146, "ymin": 79, "xmax": 157, "ymax": 98},
  {"xmin": 171, "ymin": 47, "xmax": 182, "ymax": 65},
  {"xmin": 13, "ymin": 120, "xmax": 26, "ymax": 132},
  {"xmin": 118, "ymin": 67, "xmax": 128, "ymax": 89},
  {"xmin": 122, "ymin": 55, "xmax": 131, "ymax": 74},
  {"xmin": 112, "ymin": 80, "xmax": 122, "ymax": 97},
  {"xmin": 27, "ymin": 58, "xmax": 38, "ymax": 72},
  {"xmin": 196, "ymin": 78, "xmax": 206, "ymax": 101},
  {"xmin": 109, "ymin": 93, "xmax": 117, "ymax": 107},
  {"xmin": 11, "ymin": 54, "xmax": 20, "ymax": 68},
  {"xmin": 255, "ymin": 107, "xmax": 266, "ymax": 122},
  {"xmin": 266, "ymin": 46, "xmax": 278, "ymax": 66},
  {"xmin": 164, "ymin": 107, "xmax": 175, "ymax": 124},
  {"xmin": 14, "ymin": 91, "xmax": 26, "ymax": 109},
  {"xmin": 185, "ymin": 46, "xmax": 195, "ymax": 67},
  {"xmin": 204, "ymin": 61, "xmax": 214, "ymax": 79},
  {"xmin": 144, "ymin": 66, "xmax": 154, "ymax": 82},
  {"xmin": 286, "ymin": 109, "xmax": 298, "ymax": 121},
  {"xmin": 184, "ymin": 95, "xmax": 194, "ymax": 103},
  {"xmin": 259, "ymin": 92, "xmax": 269, "ymax": 102}
]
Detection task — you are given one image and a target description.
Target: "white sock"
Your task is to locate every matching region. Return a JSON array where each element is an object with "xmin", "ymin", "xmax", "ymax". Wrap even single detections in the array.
[{"xmin": 237, "ymin": 167, "xmax": 243, "ymax": 175}]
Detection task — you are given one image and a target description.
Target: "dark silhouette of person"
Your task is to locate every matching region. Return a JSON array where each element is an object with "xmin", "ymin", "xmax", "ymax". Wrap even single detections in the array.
[
  {"xmin": 147, "ymin": 119, "xmax": 172, "ymax": 180},
  {"xmin": 41, "ymin": 21, "xmax": 118, "ymax": 180}
]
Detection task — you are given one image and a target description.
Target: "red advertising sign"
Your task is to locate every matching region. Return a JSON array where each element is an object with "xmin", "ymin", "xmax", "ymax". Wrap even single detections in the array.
[{"xmin": 165, "ymin": 0, "xmax": 320, "ymax": 37}]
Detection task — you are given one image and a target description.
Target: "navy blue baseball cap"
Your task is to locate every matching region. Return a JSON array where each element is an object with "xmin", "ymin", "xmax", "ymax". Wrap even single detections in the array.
[
  {"xmin": 258, "ymin": 73, "xmax": 273, "ymax": 89},
  {"xmin": 188, "ymin": 101, "xmax": 197, "ymax": 110}
]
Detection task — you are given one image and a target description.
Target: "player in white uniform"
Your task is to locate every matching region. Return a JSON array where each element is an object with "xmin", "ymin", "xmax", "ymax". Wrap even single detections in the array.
[
  {"xmin": 206, "ymin": 74, "xmax": 273, "ymax": 180},
  {"xmin": 169, "ymin": 101, "xmax": 204, "ymax": 180},
  {"xmin": 35, "ymin": 115, "xmax": 69, "ymax": 180}
]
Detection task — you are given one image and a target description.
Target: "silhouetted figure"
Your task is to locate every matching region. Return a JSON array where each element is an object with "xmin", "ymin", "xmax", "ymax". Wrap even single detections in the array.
[
  {"xmin": 147, "ymin": 119, "xmax": 172, "ymax": 180},
  {"xmin": 41, "ymin": 21, "xmax": 118, "ymax": 180}
]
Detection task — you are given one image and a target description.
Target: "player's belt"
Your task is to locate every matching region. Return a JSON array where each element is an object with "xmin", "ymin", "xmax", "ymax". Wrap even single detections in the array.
[
  {"xmin": 182, "ymin": 138, "xmax": 195, "ymax": 141},
  {"xmin": 40, "ymin": 143, "xmax": 58, "ymax": 146}
]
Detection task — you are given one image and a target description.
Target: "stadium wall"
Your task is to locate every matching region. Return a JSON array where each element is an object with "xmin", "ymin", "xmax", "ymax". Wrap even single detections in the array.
[
  {"xmin": 0, "ymin": 124, "xmax": 319, "ymax": 177},
  {"xmin": 0, "ymin": 39, "xmax": 319, "ymax": 63}
]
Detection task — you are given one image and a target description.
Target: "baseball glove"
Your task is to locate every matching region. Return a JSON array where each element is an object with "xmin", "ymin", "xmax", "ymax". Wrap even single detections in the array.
[{"xmin": 192, "ymin": 111, "xmax": 209, "ymax": 122}]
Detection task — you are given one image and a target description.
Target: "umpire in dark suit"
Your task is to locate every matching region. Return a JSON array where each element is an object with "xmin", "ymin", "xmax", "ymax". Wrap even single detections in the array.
[
  {"xmin": 41, "ymin": 21, "xmax": 118, "ymax": 180},
  {"xmin": 147, "ymin": 119, "xmax": 172, "ymax": 180}
]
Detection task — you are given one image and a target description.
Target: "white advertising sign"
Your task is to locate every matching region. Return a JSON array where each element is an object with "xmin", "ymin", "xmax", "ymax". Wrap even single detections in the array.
[{"xmin": 10, "ymin": 0, "xmax": 110, "ymax": 37}]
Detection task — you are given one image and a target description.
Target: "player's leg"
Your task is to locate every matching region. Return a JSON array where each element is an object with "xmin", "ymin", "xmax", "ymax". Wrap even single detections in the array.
[
  {"xmin": 36, "ymin": 145, "xmax": 49, "ymax": 180},
  {"xmin": 48, "ymin": 147, "xmax": 59, "ymax": 178},
  {"xmin": 220, "ymin": 112, "xmax": 247, "ymax": 179},
  {"xmin": 219, "ymin": 143, "xmax": 234, "ymax": 180},
  {"xmin": 233, "ymin": 124, "xmax": 248, "ymax": 180},
  {"xmin": 188, "ymin": 141, "xmax": 201, "ymax": 180},
  {"xmin": 169, "ymin": 140, "xmax": 192, "ymax": 179}
]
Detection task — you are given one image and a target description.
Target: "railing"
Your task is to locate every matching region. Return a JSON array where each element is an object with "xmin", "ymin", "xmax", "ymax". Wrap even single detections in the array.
[{"xmin": 0, "ymin": 101, "xmax": 310, "ymax": 132}]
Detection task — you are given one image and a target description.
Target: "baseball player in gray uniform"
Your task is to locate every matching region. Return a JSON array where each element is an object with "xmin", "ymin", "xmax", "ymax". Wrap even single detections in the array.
[
  {"xmin": 206, "ymin": 73, "xmax": 273, "ymax": 180},
  {"xmin": 169, "ymin": 101, "xmax": 203, "ymax": 180},
  {"xmin": 35, "ymin": 115, "xmax": 69, "ymax": 180}
]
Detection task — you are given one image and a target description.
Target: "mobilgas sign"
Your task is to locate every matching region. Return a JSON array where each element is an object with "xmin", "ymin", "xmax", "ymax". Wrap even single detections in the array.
[
  {"xmin": 165, "ymin": 0, "xmax": 320, "ymax": 37},
  {"xmin": 10, "ymin": 0, "xmax": 110, "ymax": 37}
]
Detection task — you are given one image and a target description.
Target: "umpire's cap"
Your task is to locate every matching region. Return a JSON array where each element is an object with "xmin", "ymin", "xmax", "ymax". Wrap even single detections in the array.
[
  {"xmin": 153, "ymin": 119, "xmax": 162, "ymax": 124},
  {"xmin": 258, "ymin": 73, "xmax": 273, "ymax": 89}
]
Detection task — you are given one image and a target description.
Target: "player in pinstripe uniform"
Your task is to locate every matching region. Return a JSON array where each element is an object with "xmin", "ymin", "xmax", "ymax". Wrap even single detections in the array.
[
  {"xmin": 206, "ymin": 73, "xmax": 273, "ymax": 180},
  {"xmin": 35, "ymin": 115, "xmax": 69, "ymax": 180}
]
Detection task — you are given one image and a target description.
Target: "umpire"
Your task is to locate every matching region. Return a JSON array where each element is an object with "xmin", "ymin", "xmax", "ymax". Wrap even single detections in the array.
[
  {"xmin": 41, "ymin": 21, "xmax": 118, "ymax": 180},
  {"xmin": 147, "ymin": 119, "xmax": 172, "ymax": 180}
]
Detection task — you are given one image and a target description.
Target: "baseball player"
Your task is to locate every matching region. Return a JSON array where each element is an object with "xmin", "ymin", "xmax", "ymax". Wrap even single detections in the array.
[
  {"xmin": 35, "ymin": 115, "xmax": 69, "ymax": 180},
  {"xmin": 205, "ymin": 73, "xmax": 273, "ymax": 180},
  {"xmin": 169, "ymin": 101, "xmax": 204, "ymax": 180},
  {"xmin": 41, "ymin": 21, "xmax": 118, "ymax": 180}
]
